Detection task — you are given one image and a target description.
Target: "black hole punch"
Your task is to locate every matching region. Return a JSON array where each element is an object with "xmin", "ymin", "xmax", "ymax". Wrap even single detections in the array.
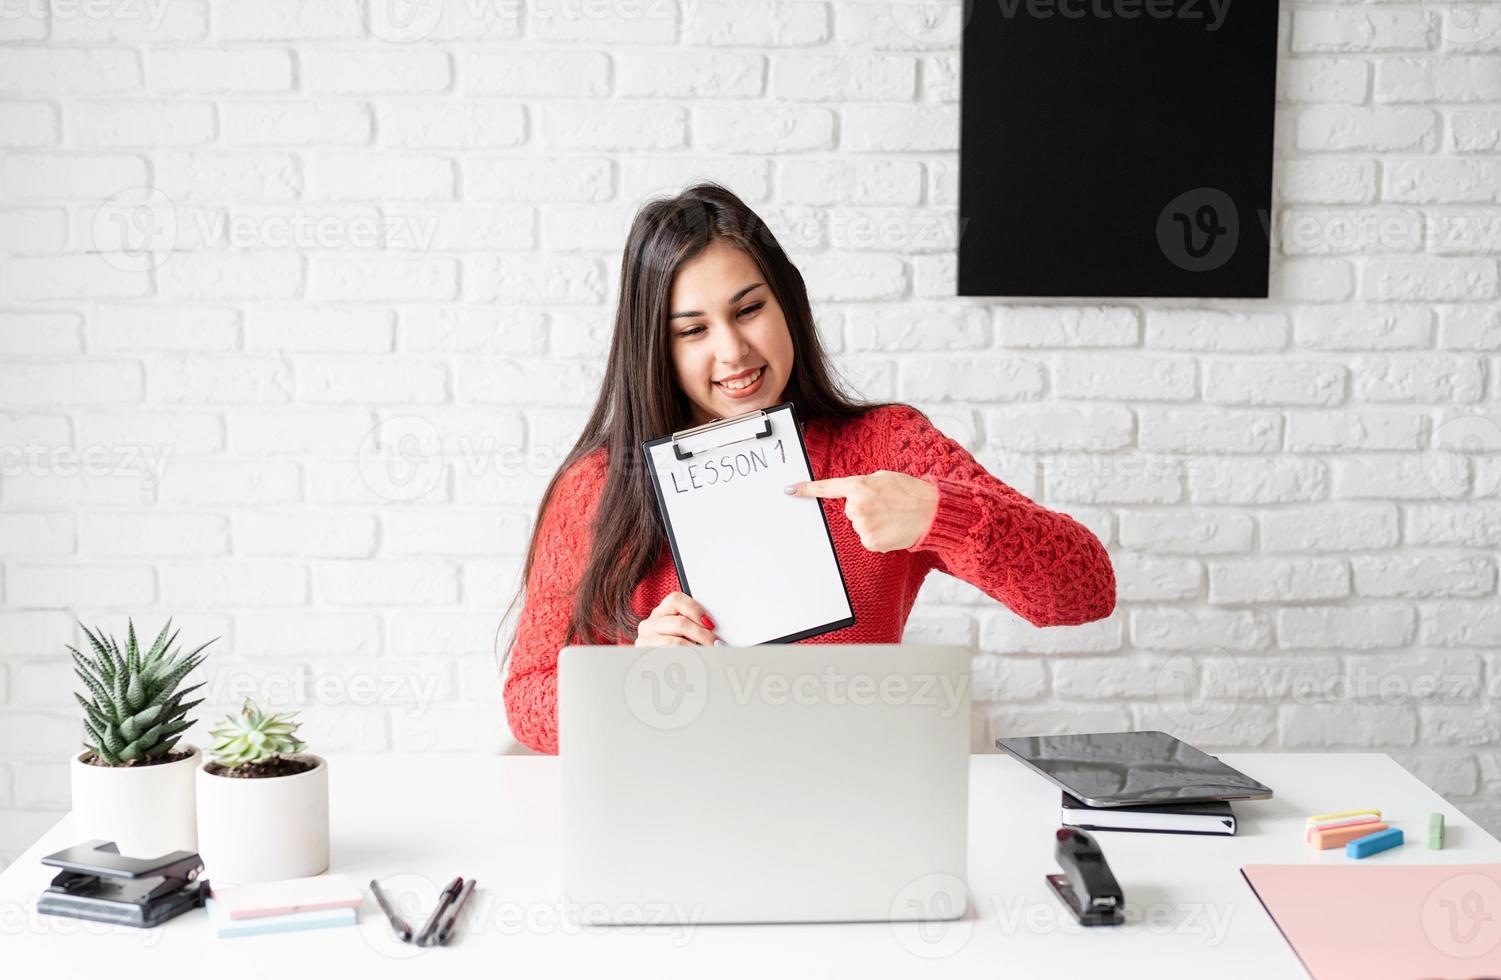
[{"xmin": 36, "ymin": 839, "xmax": 209, "ymax": 929}]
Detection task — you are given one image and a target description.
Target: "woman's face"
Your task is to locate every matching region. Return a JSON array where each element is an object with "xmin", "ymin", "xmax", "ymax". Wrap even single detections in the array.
[{"xmin": 667, "ymin": 239, "xmax": 794, "ymax": 427}]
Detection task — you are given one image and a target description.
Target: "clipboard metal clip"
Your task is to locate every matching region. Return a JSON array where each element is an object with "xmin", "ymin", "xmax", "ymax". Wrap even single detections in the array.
[{"xmin": 671, "ymin": 409, "xmax": 774, "ymax": 461}]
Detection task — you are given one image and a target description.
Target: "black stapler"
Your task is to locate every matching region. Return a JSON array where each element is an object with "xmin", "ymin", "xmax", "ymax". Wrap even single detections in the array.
[
  {"xmin": 1046, "ymin": 827, "xmax": 1124, "ymax": 927},
  {"xmin": 37, "ymin": 840, "xmax": 209, "ymax": 928}
]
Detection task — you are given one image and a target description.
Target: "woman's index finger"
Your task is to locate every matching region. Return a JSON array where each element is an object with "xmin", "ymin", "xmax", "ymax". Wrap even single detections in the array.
[{"xmin": 788, "ymin": 477, "xmax": 858, "ymax": 498}]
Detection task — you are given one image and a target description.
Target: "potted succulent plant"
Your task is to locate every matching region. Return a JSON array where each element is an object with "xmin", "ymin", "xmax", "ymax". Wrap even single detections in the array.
[
  {"xmin": 68, "ymin": 619, "xmax": 213, "ymax": 858},
  {"xmin": 195, "ymin": 699, "xmax": 329, "ymax": 884}
]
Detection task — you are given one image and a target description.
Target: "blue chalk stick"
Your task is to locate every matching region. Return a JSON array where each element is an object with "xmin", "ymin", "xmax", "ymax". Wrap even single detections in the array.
[{"xmin": 1346, "ymin": 827, "xmax": 1404, "ymax": 859}]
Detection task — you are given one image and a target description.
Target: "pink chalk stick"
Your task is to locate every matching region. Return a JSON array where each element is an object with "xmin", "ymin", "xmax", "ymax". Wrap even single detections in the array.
[{"xmin": 1307, "ymin": 821, "xmax": 1388, "ymax": 850}]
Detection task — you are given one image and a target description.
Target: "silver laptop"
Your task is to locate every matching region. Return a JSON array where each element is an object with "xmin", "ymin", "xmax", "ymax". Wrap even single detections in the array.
[{"xmin": 559, "ymin": 643, "xmax": 971, "ymax": 924}]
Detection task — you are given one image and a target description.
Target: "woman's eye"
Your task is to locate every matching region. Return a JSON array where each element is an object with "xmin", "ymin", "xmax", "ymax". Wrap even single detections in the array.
[{"xmin": 676, "ymin": 305, "xmax": 761, "ymax": 337}]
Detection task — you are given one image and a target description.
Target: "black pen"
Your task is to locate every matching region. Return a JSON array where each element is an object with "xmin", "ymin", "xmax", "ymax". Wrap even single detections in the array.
[
  {"xmin": 415, "ymin": 876, "xmax": 464, "ymax": 947},
  {"xmin": 369, "ymin": 878, "xmax": 413, "ymax": 943},
  {"xmin": 433, "ymin": 878, "xmax": 476, "ymax": 946}
]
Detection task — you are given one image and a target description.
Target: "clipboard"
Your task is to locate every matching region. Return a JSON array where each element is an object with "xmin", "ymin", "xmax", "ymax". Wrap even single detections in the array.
[{"xmin": 641, "ymin": 401, "xmax": 856, "ymax": 646}]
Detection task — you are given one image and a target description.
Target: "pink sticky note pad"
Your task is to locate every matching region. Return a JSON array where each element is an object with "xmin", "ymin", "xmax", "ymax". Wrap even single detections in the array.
[
  {"xmin": 1242, "ymin": 864, "xmax": 1501, "ymax": 980},
  {"xmin": 212, "ymin": 873, "xmax": 365, "ymax": 920}
]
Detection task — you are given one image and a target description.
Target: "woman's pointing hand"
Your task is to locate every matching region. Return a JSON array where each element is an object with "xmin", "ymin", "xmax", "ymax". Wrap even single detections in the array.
[{"xmin": 785, "ymin": 471, "xmax": 939, "ymax": 553}]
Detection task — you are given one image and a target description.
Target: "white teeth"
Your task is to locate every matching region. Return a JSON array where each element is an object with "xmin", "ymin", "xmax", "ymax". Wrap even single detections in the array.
[{"xmin": 718, "ymin": 367, "xmax": 763, "ymax": 391}]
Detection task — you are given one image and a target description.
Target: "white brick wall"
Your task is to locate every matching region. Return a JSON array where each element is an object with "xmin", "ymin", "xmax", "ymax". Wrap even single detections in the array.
[{"xmin": 1, "ymin": 0, "xmax": 1499, "ymax": 866}]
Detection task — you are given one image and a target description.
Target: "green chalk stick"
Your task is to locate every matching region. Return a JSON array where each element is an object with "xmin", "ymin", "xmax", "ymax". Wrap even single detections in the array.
[{"xmin": 1428, "ymin": 812, "xmax": 1444, "ymax": 850}]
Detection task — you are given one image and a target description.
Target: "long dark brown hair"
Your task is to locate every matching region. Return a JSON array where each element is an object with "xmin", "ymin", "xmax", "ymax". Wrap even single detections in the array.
[{"xmin": 497, "ymin": 182, "xmax": 903, "ymax": 664}]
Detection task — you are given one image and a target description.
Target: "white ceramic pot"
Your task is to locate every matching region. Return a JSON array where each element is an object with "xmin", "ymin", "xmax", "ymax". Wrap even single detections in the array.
[
  {"xmin": 69, "ymin": 745, "xmax": 201, "ymax": 858},
  {"xmin": 195, "ymin": 754, "xmax": 329, "ymax": 885}
]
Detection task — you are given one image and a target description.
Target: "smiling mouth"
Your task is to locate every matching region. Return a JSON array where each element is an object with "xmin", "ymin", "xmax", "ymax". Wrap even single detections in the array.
[{"xmin": 714, "ymin": 366, "xmax": 765, "ymax": 392}]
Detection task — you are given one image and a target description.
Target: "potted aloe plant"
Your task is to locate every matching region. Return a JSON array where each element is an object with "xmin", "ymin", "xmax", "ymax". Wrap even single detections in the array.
[
  {"xmin": 68, "ymin": 619, "xmax": 213, "ymax": 858},
  {"xmin": 195, "ymin": 699, "xmax": 329, "ymax": 884}
]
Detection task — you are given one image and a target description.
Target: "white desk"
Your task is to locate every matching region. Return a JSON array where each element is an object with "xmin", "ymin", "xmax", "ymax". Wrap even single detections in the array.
[{"xmin": 1, "ymin": 753, "xmax": 1495, "ymax": 978}]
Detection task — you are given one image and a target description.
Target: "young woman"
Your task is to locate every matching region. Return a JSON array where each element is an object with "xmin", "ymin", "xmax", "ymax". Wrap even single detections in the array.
[{"xmin": 500, "ymin": 183, "xmax": 1116, "ymax": 754}]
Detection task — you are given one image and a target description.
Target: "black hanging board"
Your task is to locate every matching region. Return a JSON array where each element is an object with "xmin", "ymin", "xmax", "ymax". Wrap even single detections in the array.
[{"xmin": 959, "ymin": 0, "xmax": 1280, "ymax": 298}]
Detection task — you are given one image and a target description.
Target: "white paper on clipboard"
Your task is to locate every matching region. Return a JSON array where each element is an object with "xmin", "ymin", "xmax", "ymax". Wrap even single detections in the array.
[{"xmin": 641, "ymin": 401, "xmax": 855, "ymax": 646}]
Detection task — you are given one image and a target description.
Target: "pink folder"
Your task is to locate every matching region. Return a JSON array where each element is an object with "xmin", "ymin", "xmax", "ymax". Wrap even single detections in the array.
[{"xmin": 1242, "ymin": 864, "xmax": 1501, "ymax": 980}]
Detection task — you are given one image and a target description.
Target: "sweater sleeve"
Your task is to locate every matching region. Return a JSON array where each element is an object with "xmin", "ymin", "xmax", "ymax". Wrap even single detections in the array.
[
  {"xmin": 880, "ymin": 405, "xmax": 1116, "ymax": 628},
  {"xmin": 502, "ymin": 453, "xmax": 605, "ymax": 755}
]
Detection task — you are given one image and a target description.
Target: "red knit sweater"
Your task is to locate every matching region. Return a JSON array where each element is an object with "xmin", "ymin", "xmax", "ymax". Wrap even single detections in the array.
[{"xmin": 503, "ymin": 403, "xmax": 1117, "ymax": 754}]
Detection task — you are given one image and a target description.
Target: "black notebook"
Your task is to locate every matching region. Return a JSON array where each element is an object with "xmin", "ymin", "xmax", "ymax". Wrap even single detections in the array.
[{"xmin": 1061, "ymin": 792, "xmax": 1236, "ymax": 837}]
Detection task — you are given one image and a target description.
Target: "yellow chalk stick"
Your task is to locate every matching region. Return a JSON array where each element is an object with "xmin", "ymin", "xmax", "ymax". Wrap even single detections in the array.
[{"xmin": 1307, "ymin": 808, "xmax": 1380, "ymax": 825}]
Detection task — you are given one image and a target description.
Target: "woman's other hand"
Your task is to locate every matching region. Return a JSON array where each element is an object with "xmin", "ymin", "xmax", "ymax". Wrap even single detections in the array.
[{"xmin": 635, "ymin": 590, "xmax": 722, "ymax": 646}]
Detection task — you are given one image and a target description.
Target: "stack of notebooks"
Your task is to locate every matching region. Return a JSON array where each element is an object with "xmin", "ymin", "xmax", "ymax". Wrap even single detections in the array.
[
  {"xmin": 204, "ymin": 873, "xmax": 364, "ymax": 938},
  {"xmin": 1060, "ymin": 792, "xmax": 1237, "ymax": 836}
]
